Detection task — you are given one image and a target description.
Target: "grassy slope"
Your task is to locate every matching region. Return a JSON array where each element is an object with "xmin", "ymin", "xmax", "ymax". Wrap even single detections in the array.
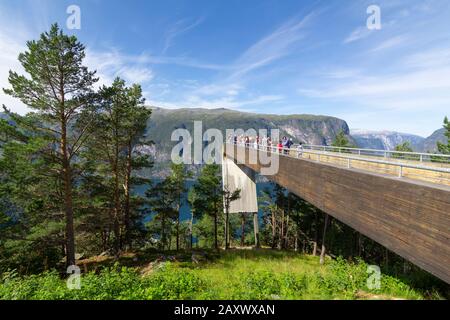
[{"xmin": 1, "ymin": 249, "xmax": 440, "ymax": 300}]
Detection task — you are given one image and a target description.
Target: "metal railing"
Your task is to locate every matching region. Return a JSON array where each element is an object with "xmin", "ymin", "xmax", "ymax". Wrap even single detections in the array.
[
  {"xmin": 227, "ymin": 142, "xmax": 450, "ymax": 185},
  {"xmin": 300, "ymin": 144, "xmax": 450, "ymax": 164}
]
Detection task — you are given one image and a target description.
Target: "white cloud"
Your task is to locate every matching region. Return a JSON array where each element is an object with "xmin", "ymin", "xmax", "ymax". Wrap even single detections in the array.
[
  {"xmin": 316, "ymin": 68, "xmax": 362, "ymax": 79},
  {"xmin": 149, "ymin": 94, "xmax": 283, "ymax": 111},
  {"xmin": 228, "ymin": 12, "xmax": 315, "ymax": 81},
  {"xmin": 368, "ymin": 35, "xmax": 409, "ymax": 53},
  {"xmin": 85, "ymin": 49, "xmax": 155, "ymax": 87},
  {"xmin": 162, "ymin": 17, "xmax": 204, "ymax": 54},
  {"xmin": 307, "ymin": 68, "xmax": 450, "ymax": 98},
  {"xmin": 168, "ymin": 12, "xmax": 316, "ymax": 112},
  {"xmin": 403, "ymin": 46, "xmax": 450, "ymax": 69},
  {"xmin": 344, "ymin": 26, "xmax": 373, "ymax": 44},
  {"xmin": 194, "ymin": 83, "xmax": 243, "ymax": 96}
]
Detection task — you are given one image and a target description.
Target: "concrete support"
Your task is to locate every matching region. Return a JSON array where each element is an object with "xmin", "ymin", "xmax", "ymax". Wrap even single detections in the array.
[
  {"xmin": 222, "ymin": 152, "xmax": 259, "ymax": 249},
  {"xmin": 222, "ymin": 156, "xmax": 258, "ymax": 213}
]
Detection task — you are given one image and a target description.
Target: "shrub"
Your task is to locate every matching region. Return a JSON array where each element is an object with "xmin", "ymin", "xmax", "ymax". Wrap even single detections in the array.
[{"xmin": 141, "ymin": 263, "xmax": 205, "ymax": 300}]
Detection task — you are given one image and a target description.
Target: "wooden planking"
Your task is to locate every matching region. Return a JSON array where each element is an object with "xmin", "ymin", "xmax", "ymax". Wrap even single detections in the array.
[
  {"xmin": 295, "ymin": 150, "xmax": 450, "ymax": 186},
  {"xmin": 225, "ymin": 145, "xmax": 450, "ymax": 284}
]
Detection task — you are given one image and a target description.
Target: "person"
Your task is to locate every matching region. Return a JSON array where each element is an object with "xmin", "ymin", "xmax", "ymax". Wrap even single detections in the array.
[
  {"xmin": 277, "ymin": 140, "xmax": 283, "ymax": 153},
  {"xmin": 281, "ymin": 136, "xmax": 288, "ymax": 154},
  {"xmin": 233, "ymin": 135, "xmax": 237, "ymax": 145},
  {"xmin": 287, "ymin": 138, "xmax": 294, "ymax": 155},
  {"xmin": 297, "ymin": 142, "xmax": 304, "ymax": 158}
]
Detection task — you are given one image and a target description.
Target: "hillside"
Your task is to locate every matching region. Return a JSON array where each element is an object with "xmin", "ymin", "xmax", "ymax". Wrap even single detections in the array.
[
  {"xmin": 350, "ymin": 128, "xmax": 447, "ymax": 152},
  {"xmin": 420, "ymin": 128, "xmax": 446, "ymax": 153},
  {"xmin": 0, "ymin": 249, "xmax": 439, "ymax": 300},
  {"xmin": 351, "ymin": 129, "xmax": 425, "ymax": 151},
  {"xmin": 145, "ymin": 107, "xmax": 353, "ymax": 163}
]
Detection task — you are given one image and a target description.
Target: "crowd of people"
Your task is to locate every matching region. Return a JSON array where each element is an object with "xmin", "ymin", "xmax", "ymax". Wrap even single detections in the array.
[{"xmin": 227, "ymin": 134, "xmax": 304, "ymax": 157}]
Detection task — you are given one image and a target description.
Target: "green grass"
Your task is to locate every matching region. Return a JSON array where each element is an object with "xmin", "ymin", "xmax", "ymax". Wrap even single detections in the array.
[{"xmin": 0, "ymin": 249, "xmax": 440, "ymax": 300}]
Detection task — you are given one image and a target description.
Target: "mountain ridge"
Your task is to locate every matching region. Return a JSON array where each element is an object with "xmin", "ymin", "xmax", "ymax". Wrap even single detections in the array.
[
  {"xmin": 351, "ymin": 128, "xmax": 446, "ymax": 152},
  {"xmin": 1, "ymin": 108, "xmax": 446, "ymax": 154}
]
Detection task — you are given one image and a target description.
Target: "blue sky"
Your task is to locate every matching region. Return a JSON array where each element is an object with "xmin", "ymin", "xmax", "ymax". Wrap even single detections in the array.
[{"xmin": 0, "ymin": 0, "xmax": 449, "ymax": 137}]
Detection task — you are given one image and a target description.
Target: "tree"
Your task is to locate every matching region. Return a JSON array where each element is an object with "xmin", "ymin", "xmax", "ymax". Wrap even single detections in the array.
[
  {"xmin": 120, "ymin": 84, "xmax": 152, "ymax": 248},
  {"xmin": 190, "ymin": 164, "xmax": 222, "ymax": 250},
  {"xmin": 393, "ymin": 141, "xmax": 417, "ymax": 160},
  {"xmin": 81, "ymin": 78, "xmax": 151, "ymax": 253},
  {"xmin": 187, "ymin": 188, "xmax": 200, "ymax": 249},
  {"xmin": 259, "ymin": 187, "xmax": 279, "ymax": 249},
  {"xmin": 222, "ymin": 185, "xmax": 241, "ymax": 249},
  {"xmin": 166, "ymin": 162, "xmax": 192, "ymax": 251},
  {"xmin": 320, "ymin": 214, "xmax": 330, "ymax": 265},
  {"xmin": 394, "ymin": 141, "xmax": 413, "ymax": 152},
  {"xmin": 437, "ymin": 116, "xmax": 450, "ymax": 154},
  {"xmin": 3, "ymin": 24, "xmax": 98, "ymax": 266},
  {"xmin": 0, "ymin": 112, "xmax": 67, "ymax": 272},
  {"xmin": 146, "ymin": 178, "xmax": 176, "ymax": 250},
  {"xmin": 331, "ymin": 130, "xmax": 355, "ymax": 151}
]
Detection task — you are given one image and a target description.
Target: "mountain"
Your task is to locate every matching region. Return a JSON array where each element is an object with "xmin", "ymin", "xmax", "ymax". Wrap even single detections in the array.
[
  {"xmin": 351, "ymin": 128, "xmax": 448, "ymax": 153},
  {"xmin": 0, "ymin": 107, "xmax": 353, "ymax": 175},
  {"xmin": 350, "ymin": 129, "xmax": 425, "ymax": 151},
  {"xmin": 145, "ymin": 107, "xmax": 353, "ymax": 163},
  {"xmin": 420, "ymin": 128, "xmax": 446, "ymax": 153}
]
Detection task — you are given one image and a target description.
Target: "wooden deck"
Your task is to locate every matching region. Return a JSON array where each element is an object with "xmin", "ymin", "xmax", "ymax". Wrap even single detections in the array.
[
  {"xmin": 225, "ymin": 144, "xmax": 450, "ymax": 284},
  {"xmin": 297, "ymin": 150, "xmax": 450, "ymax": 186}
]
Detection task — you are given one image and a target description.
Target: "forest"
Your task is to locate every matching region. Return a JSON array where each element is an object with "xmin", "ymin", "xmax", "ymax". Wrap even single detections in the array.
[{"xmin": 0, "ymin": 24, "xmax": 449, "ymax": 300}]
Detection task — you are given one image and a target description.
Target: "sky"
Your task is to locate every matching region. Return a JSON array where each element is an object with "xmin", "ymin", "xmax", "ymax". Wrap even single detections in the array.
[{"xmin": 0, "ymin": 0, "xmax": 449, "ymax": 137}]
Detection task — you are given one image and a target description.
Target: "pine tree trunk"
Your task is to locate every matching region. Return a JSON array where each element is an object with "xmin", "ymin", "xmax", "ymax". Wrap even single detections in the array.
[
  {"xmin": 271, "ymin": 211, "xmax": 276, "ymax": 249},
  {"xmin": 176, "ymin": 204, "xmax": 180, "ymax": 251},
  {"xmin": 320, "ymin": 214, "xmax": 329, "ymax": 265},
  {"xmin": 285, "ymin": 213, "xmax": 290, "ymax": 249},
  {"xmin": 113, "ymin": 163, "xmax": 121, "ymax": 255},
  {"xmin": 161, "ymin": 215, "xmax": 166, "ymax": 251},
  {"xmin": 279, "ymin": 209, "xmax": 284, "ymax": 249},
  {"xmin": 214, "ymin": 213, "xmax": 218, "ymax": 250},
  {"xmin": 61, "ymin": 119, "xmax": 76, "ymax": 267},
  {"xmin": 224, "ymin": 210, "xmax": 229, "ymax": 250},
  {"xmin": 189, "ymin": 211, "xmax": 194, "ymax": 249},
  {"xmin": 123, "ymin": 141, "xmax": 132, "ymax": 249},
  {"xmin": 111, "ymin": 125, "xmax": 121, "ymax": 255}
]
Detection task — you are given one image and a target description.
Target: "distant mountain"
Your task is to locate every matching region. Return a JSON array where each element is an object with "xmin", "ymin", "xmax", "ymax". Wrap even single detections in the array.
[
  {"xmin": 420, "ymin": 128, "xmax": 446, "ymax": 153},
  {"xmin": 351, "ymin": 129, "xmax": 425, "ymax": 151},
  {"xmin": 145, "ymin": 107, "xmax": 354, "ymax": 163}
]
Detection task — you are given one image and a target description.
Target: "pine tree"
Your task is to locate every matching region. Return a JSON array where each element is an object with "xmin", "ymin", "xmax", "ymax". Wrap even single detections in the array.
[
  {"xmin": 0, "ymin": 112, "xmax": 67, "ymax": 271},
  {"xmin": 437, "ymin": 116, "xmax": 450, "ymax": 154},
  {"xmin": 331, "ymin": 130, "xmax": 355, "ymax": 152},
  {"xmin": 190, "ymin": 164, "xmax": 222, "ymax": 250},
  {"xmin": 146, "ymin": 178, "xmax": 177, "ymax": 250},
  {"xmin": 394, "ymin": 141, "xmax": 413, "ymax": 152},
  {"xmin": 120, "ymin": 84, "xmax": 152, "ymax": 248},
  {"xmin": 222, "ymin": 185, "xmax": 240, "ymax": 249},
  {"xmin": 3, "ymin": 24, "xmax": 98, "ymax": 266},
  {"xmin": 81, "ymin": 77, "xmax": 151, "ymax": 253},
  {"xmin": 166, "ymin": 162, "xmax": 192, "ymax": 251}
]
